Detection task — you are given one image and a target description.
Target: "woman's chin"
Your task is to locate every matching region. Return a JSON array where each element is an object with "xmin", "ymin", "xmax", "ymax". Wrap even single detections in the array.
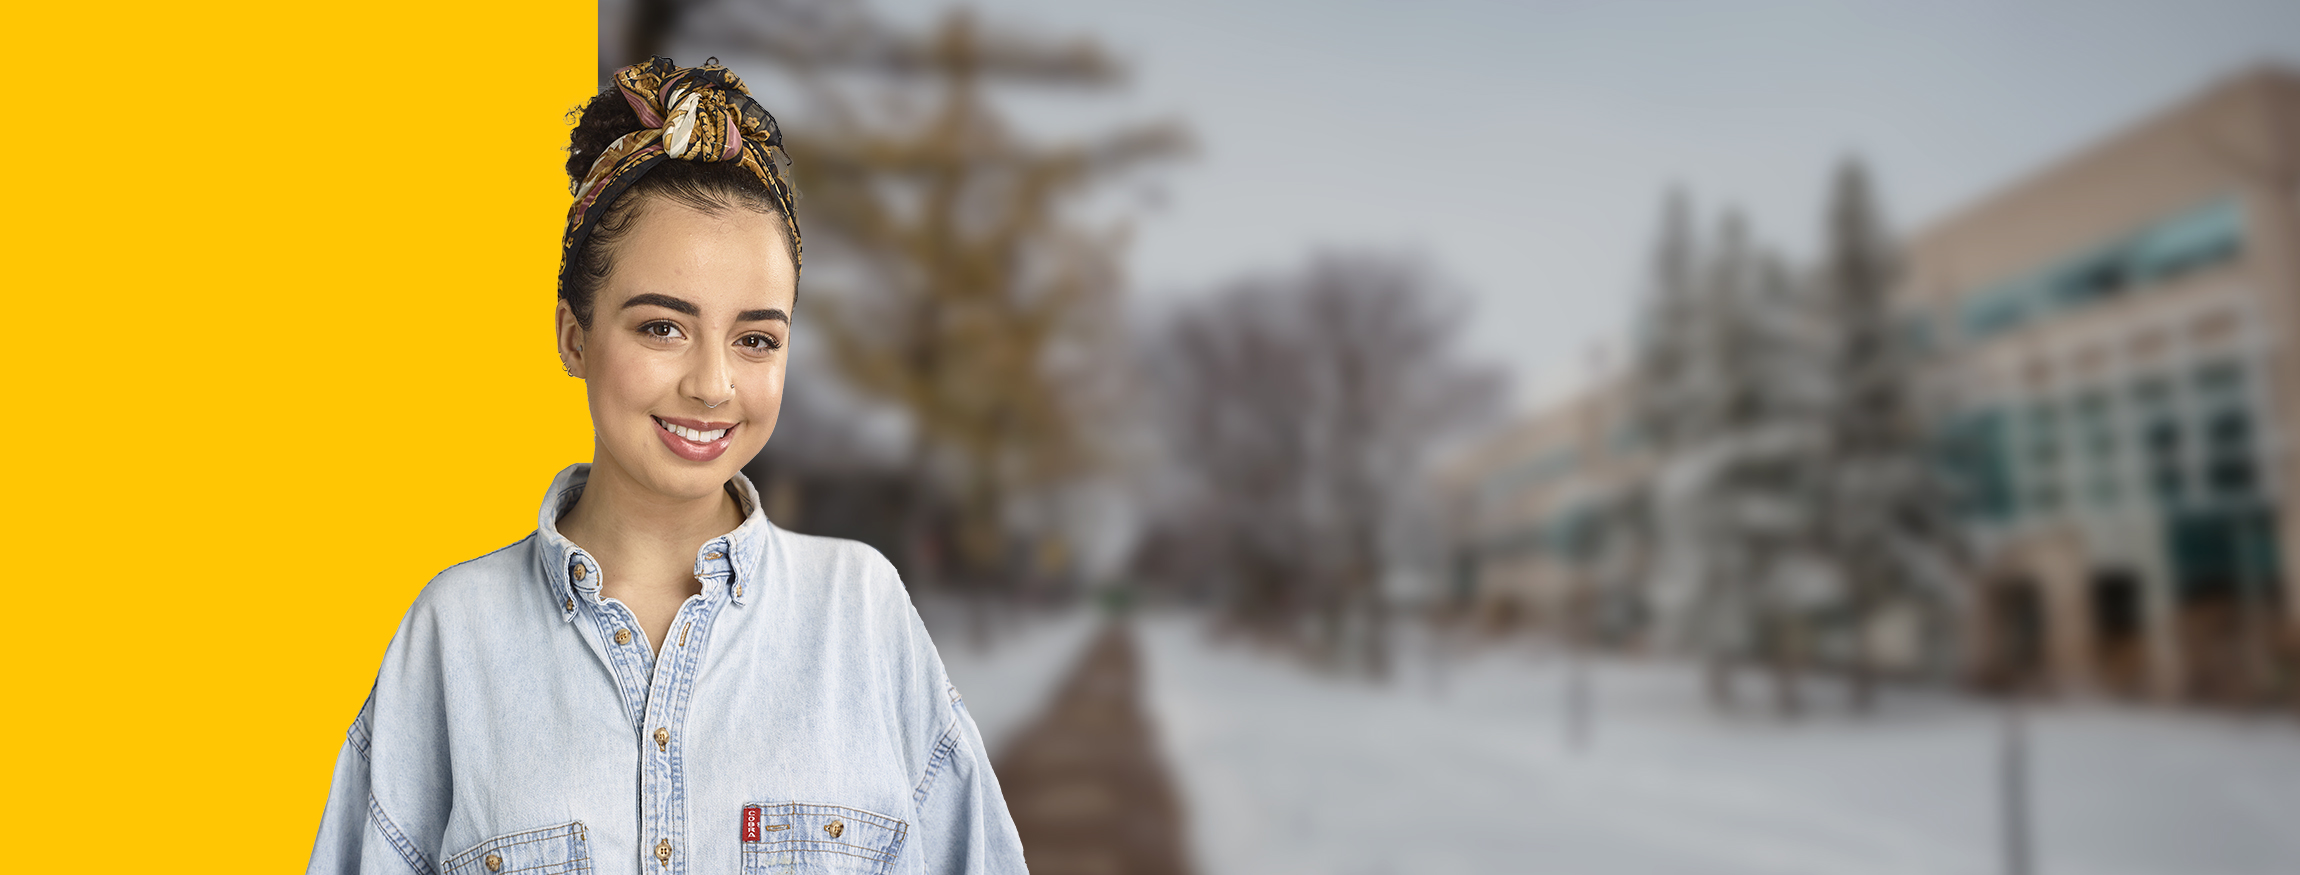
[{"xmin": 593, "ymin": 445, "xmax": 737, "ymax": 504}]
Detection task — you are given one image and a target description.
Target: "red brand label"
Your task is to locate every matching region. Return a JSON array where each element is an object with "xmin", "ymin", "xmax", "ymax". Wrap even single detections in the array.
[{"xmin": 743, "ymin": 806, "xmax": 761, "ymax": 842}]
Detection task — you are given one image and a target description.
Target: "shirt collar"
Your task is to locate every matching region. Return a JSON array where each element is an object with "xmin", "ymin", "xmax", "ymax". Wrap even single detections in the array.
[{"xmin": 536, "ymin": 463, "xmax": 770, "ymax": 622}]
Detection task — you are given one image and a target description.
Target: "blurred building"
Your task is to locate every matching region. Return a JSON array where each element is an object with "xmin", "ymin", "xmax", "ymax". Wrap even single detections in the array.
[
  {"xmin": 1910, "ymin": 66, "xmax": 2300, "ymax": 702},
  {"xmin": 1434, "ymin": 374, "xmax": 1650, "ymax": 633},
  {"xmin": 1444, "ymin": 66, "xmax": 2300, "ymax": 702}
]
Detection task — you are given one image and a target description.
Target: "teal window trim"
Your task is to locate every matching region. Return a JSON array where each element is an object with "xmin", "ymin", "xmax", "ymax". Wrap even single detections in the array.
[{"xmin": 1957, "ymin": 198, "xmax": 2245, "ymax": 342}]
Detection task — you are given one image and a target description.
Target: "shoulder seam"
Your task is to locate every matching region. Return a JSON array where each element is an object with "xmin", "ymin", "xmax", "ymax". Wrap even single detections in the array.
[
  {"xmin": 433, "ymin": 532, "xmax": 536, "ymax": 578},
  {"xmin": 366, "ymin": 791, "xmax": 438, "ymax": 875},
  {"xmin": 909, "ymin": 693, "xmax": 968, "ymax": 808}
]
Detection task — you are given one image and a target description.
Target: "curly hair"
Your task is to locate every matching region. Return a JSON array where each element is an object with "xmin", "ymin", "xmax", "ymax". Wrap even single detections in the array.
[{"xmin": 559, "ymin": 84, "xmax": 798, "ymax": 329}]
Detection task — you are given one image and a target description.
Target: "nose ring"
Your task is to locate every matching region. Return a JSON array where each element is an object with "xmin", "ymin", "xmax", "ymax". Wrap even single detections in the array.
[{"xmin": 705, "ymin": 381, "xmax": 734, "ymax": 409}]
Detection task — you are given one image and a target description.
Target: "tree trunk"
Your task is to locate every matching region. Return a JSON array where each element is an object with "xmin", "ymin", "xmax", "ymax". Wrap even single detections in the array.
[
  {"xmin": 1763, "ymin": 557, "xmax": 1804, "ymax": 719},
  {"xmin": 1707, "ymin": 652, "xmax": 1737, "ymax": 711},
  {"xmin": 1769, "ymin": 615, "xmax": 1803, "ymax": 719},
  {"xmin": 1848, "ymin": 558, "xmax": 1878, "ymax": 714},
  {"xmin": 1366, "ymin": 575, "xmax": 1393, "ymax": 681}
]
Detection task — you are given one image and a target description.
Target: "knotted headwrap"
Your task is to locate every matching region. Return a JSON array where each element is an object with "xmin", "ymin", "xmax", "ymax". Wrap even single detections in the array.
[{"xmin": 560, "ymin": 57, "xmax": 802, "ymax": 301}]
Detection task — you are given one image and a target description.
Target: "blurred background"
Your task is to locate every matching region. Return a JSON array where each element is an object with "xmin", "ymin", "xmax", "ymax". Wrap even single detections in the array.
[{"xmin": 602, "ymin": 2, "xmax": 2300, "ymax": 872}]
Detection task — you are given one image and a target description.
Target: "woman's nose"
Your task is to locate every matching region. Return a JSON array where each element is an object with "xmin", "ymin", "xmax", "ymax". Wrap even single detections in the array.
[{"xmin": 689, "ymin": 349, "xmax": 736, "ymax": 410}]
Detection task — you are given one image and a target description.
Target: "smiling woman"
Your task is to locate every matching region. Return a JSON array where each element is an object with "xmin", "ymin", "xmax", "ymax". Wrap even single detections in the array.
[{"xmin": 305, "ymin": 58, "xmax": 1027, "ymax": 875}]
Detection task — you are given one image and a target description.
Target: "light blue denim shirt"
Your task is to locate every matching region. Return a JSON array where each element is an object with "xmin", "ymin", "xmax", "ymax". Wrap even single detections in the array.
[{"xmin": 308, "ymin": 464, "xmax": 1027, "ymax": 875}]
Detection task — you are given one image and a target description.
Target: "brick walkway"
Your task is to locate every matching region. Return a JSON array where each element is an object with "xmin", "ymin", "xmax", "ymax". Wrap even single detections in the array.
[{"xmin": 994, "ymin": 623, "xmax": 1192, "ymax": 875}]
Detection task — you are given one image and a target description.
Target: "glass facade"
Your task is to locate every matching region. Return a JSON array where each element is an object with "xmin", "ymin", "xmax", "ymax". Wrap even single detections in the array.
[
  {"xmin": 1941, "ymin": 409, "xmax": 2016, "ymax": 522},
  {"xmin": 1938, "ymin": 358, "xmax": 2282, "ymax": 610},
  {"xmin": 2076, "ymin": 391, "xmax": 2119, "ymax": 505},
  {"xmin": 2026, "ymin": 401, "xmax": 2064, "ymax": 513}
]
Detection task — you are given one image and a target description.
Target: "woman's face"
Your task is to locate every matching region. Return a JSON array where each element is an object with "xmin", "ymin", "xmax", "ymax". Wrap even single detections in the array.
[{"xmin": 556, "ymin": 197, "xmax": 797, "ymax": 506}]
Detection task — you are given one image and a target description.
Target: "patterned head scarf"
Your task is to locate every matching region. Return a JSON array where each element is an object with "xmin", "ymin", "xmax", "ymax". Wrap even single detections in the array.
[{"xmin": 560, "ymin": 57, "xmax": 802, "ymax": 301}]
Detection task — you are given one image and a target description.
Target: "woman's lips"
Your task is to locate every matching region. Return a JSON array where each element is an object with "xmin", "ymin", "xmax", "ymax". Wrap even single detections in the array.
[{"xmin": 652, "ymin": 415, "xmax": 737, "ymax": 462}]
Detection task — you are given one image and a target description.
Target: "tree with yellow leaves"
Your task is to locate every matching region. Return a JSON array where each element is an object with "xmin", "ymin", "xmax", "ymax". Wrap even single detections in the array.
[{"xmin": 611, "ymin": 0, "xmax": 1186, "ymax": 589}]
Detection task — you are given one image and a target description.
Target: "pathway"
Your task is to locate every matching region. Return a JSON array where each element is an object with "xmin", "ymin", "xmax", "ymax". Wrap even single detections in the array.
[{"xmin": 995, "ymin": 623, "xmax": 1193, "ymax": 875}]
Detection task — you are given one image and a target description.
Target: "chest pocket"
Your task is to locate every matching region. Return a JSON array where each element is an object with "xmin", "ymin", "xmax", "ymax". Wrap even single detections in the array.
[
  {"xmin": 444, "ymin": 821, "xmax": 592, "ymax": 875},
  {"xmin": 741, "ymin": 803, "xmax": 908, "ymax": 875}
]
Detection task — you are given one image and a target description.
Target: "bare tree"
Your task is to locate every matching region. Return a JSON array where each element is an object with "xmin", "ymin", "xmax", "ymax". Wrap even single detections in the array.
[{"xmin": 1149, "ymin": 251, "xmax": 1503, "ymax": 677}]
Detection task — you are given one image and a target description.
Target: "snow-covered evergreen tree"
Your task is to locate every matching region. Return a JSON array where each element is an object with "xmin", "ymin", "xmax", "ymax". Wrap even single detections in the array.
[
  {"xmin": 1703, "ymin": 215, "xmax": 1840, "ymax": 714},
  {"xmin": 1812, "ymin": 159, "xmax": 1969, "ymax": 711},
  {"xmin": 1633, "ymin": 198, "xmax": 1834, "ymax": 713},
  {"xmin": 1630, "ymin": 162, "xmax": 1969, "ymax": 714}
]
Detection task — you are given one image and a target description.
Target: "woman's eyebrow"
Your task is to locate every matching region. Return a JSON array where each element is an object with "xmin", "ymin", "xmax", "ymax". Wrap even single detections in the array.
[
  {"xmin": 738, "ymin": 308, "xmax": 790, "ymax": 323},
  {"xmin": 620, "ymin": 293, "xmax": 700, "ymax": 315}
]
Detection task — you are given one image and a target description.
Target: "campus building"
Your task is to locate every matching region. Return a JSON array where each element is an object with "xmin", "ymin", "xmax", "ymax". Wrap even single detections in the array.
[
  {"xmin": 1435, "ymin": 375, "xmax": 1648, "ymax": 633},
  {"xmin": 1444, "ymin": 66, "xmax": 2300, "ymax": 703},
  {"xmin": 1909, "ymin": 66, "xmax": 2300, "ymax": 701}
]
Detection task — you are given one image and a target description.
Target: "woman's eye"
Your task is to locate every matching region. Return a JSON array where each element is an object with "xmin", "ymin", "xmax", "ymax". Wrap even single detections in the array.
[
  {"xmin": 738, "ymin": 333, "xmax": 783, "ymax": 352},
  {"xmin": 640, "ymin": 321, "xmax": 685, "ymax": 340}
]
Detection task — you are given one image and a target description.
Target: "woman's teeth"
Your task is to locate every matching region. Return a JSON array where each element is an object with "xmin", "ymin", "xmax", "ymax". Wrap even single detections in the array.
[{"xmin": 657, "ymin": 418, "xmax": 728, "ymax": 442}]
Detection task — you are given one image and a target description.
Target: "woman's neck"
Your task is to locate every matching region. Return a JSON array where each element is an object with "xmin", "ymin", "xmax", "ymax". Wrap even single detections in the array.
[{"xmin": 556, "ymin": 461, "xmax": 744, "ymax": 592}]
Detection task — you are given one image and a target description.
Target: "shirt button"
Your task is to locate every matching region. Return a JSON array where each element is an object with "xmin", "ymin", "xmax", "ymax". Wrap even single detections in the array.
[
  {"xmin": 705, "ymin": 551, "xmax": 722, "ymax": 560},
  {"xmin": 655, "ymin": 838, "xmax": 672, "ymax": 866},
  {"xmin": 484, "ymin": 852, "xmax": 502, "ymax": 872},
  {"xmin": 614, "ymin": 628, "xmax": 633, "ymax": 645},
  {"xmin": 571, "ymin": 563, "xmax": 588, "ymax": 581},
  {"xmin": 563, "ymin": 597, "xmax": 574, "ymax": 613},
  {"xmin": 654, "ymin": 726, "xmax": 670, "ymax": 751}
]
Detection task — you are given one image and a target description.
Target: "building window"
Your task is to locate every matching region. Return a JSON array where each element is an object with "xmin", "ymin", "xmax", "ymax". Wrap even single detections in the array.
[
  {"xmin": 2146, "ymin": 419, "xmax": 2184, "ymax": 506},
  {"xmin": 1943, "ymin": 408, "xmax": 2017, "ymax": 522},
  {"xmin": 2193, "ymin": 360, "xmax": 2246, "ymax": 396},
  {"xmin": 2130, "ymin": 376, "xmax": 2172, "ymax": 409},
  {"xmin": 2027, "ymin": 401, "xmax": 2062, "ymax": 512},
  {"xmin": 2031, "ymin": 483, "xmax": 2063, "ymax": 513},
  {"xmin": 2077, "ymin": 391, "xmax": 2119, "ymax": 506},
  {"xmin": 2205, "ymin": 409, "xmax": 2256, "ymax": 499}
]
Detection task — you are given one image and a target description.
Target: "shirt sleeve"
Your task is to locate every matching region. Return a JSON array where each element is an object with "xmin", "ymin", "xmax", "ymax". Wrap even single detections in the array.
[
  {"xmin": 307, "ymin": 688, "xmax": 439, "ymax": 875},
  {"xmin": 910, "ymin": 682, "xmax": 1030, "ymax": 875}
]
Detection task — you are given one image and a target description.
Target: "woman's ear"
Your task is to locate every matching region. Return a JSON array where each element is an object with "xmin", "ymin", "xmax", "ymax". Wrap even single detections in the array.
[{"xmin": 556, "ymin": 301, "xmax": 589, "ymax": 379}]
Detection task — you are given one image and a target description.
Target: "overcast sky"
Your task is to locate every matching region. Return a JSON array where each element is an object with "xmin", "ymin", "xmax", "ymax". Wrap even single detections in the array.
[{"xmin": 842, "ymin": 1, "xmax": 2300, "ymax": 409}]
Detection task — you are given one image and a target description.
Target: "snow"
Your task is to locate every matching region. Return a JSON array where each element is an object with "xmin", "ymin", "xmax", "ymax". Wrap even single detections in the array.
[
  {"xmin": 916, "ymin": 597, "xmax": 1104, "ymax": 756},
  {"xmin": 1135, "ymin": 613, "xmax": 2300, "ymax": 875}
]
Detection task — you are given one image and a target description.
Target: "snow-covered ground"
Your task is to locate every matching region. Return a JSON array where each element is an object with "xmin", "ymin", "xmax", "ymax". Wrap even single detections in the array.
[
  {"xmin": 1137, "ymin": 613, "xmax": 2300, "ymax": 875},
  {"xmin": 916, "ymin": 597, "xmax": 1103, "ymax": 755}
]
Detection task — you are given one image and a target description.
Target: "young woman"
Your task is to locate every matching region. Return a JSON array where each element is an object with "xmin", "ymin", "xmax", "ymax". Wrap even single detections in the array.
[{"xmin": 308, "ymin": 57, "xmax": 1026, "ymax": 875}]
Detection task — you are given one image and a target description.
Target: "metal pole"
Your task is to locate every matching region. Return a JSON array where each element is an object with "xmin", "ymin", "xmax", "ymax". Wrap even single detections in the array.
[
  {"xmin": 2001, "ymin": 679, "xmax": 2033, "ymax": 875},
  {"xmin": 1567, "ymin": 591, "xmax": 1590, "ymax": 752}
]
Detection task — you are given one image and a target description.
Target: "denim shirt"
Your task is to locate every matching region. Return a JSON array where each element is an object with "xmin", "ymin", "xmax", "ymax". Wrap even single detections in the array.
[{"xmin": 308, "ymin": 464, "xmax": 1027, "ymax": 875}]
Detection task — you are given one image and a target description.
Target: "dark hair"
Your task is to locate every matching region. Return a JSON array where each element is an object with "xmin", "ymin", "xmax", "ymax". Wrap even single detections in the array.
[{"xmin": 560, "ymin": 85, "xmax": 797, "ymax": 329}]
